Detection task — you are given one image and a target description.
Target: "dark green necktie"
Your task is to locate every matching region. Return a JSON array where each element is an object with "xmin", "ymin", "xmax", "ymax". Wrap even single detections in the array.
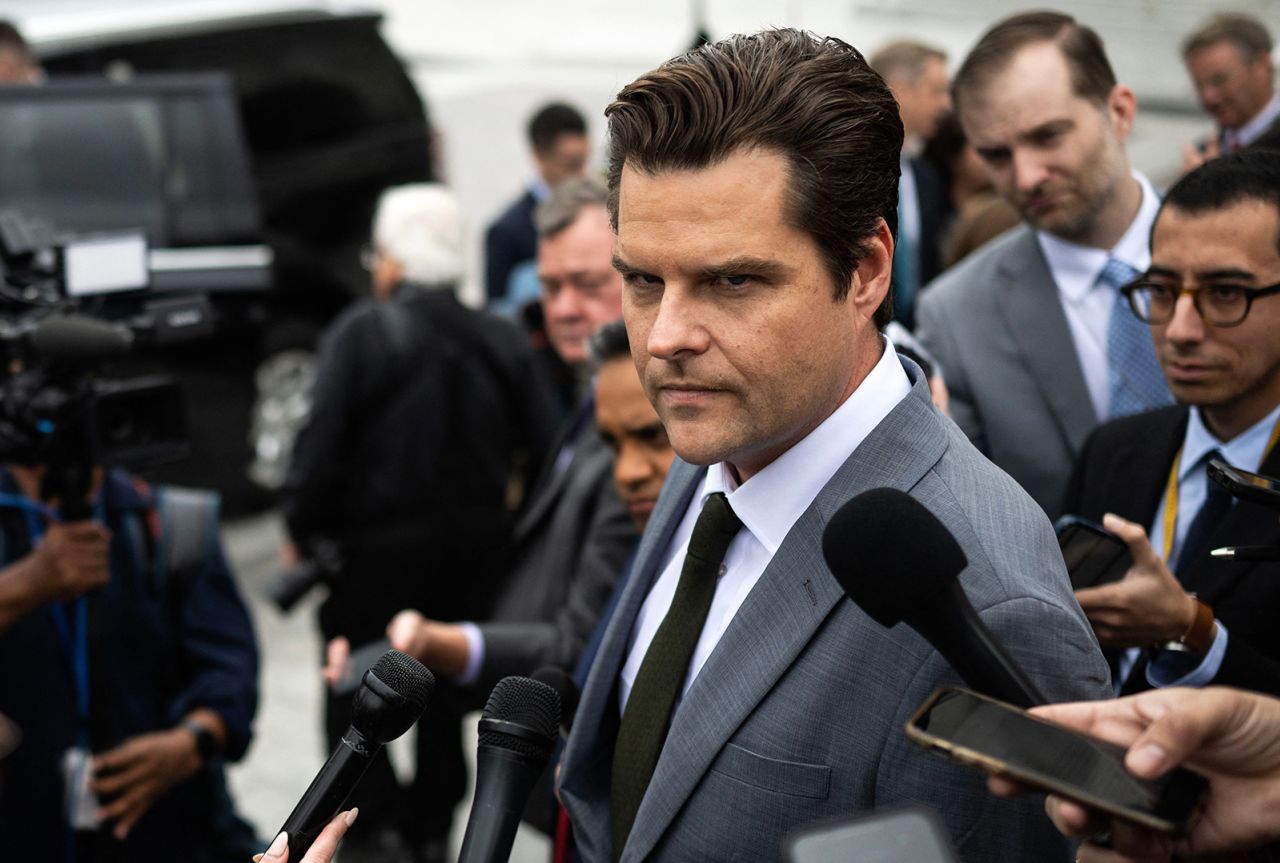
[{"xmin": 610, "ymin": 491, "xmax": 742, "ymax": 859}]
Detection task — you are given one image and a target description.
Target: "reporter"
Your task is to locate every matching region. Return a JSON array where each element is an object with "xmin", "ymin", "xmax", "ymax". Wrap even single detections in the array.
[{"xmin": 989, "ymin": 687, "xmax": 1280, "ymax": 860}]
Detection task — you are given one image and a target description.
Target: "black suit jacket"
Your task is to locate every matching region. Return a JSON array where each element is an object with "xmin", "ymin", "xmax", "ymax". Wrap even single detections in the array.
[
  {"xmin": 484, "ymin": 189, "xmax": 539, "ymax": 303},
  {"xmin": 892, "ymin": 156, "xmax": 949, "ymax": 330},
  {"xmin": 1066, "ymin": 406, "xmax": 1280, "ymax": 695}
]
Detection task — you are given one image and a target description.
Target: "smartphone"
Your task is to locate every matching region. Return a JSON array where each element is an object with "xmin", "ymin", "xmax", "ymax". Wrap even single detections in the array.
[
  {"xmin": 905, "ymin": 687, "xmax": 1207, "ymax": 834},
  {"xmin": 1208, "ymin": 459, "xmax": 1280, "ymax": 511},
  {"xmin": 332, "ymin": 638, "xmax": 393, "ymax": 697},
  {"xmin": 1055, "ymin": 515, "xmax": 1133, "ymax": 590},
  {"xmin": 785, "ymin": 807, "xmax": 959, "ymax": 863}
]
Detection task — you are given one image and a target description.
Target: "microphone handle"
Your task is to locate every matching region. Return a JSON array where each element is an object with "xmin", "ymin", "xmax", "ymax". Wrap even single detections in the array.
[
  {"xmin": 944, "ymin": 596, "xmax": 1046, "ymax": 709},
  {"xmin": 279, "ymin": 727, "xmax": 380, "ymax": 858},
  {"xmin": 457, "ymin": 747, "xmax": 545, "ymax": 863}
]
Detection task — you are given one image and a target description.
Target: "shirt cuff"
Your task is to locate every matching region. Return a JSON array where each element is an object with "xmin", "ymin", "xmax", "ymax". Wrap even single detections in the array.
[
  {"xmin": 457, "ymin": 622, "xmax": 485, "ymax": 685},
  {"xmin": 1146, "ymin": 622, "xmax": 1230, "ymax": 689}
]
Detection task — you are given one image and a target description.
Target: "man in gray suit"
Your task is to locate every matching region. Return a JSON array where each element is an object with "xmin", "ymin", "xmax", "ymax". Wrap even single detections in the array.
[
  {"xmin": 916, "ymin": 12, "xmax": 1172, "ymax": 520},
  {"xmin": 559, "ymin": 29, "xmax": 1110, "ymax": 863}
]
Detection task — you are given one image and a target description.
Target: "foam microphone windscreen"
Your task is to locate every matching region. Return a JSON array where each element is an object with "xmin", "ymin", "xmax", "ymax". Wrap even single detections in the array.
[
  {"xmin": 480, "ymin": 676, "xmax": 561, "ymax": 754},
  {"xmin": 352, "ymin": 649, "xmax": 435, "ymax": 742},
  {"xmin": 821, "ymin": 488, "xmax": 968, "ymax": 626},
  {"xmin": 531, "ymin": 666, "xmax": 580, "ymax": 735}
]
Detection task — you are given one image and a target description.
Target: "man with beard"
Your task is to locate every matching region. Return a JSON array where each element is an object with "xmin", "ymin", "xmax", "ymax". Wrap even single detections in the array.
[{"xmin": 917, "ymin": 11, "xmax": 1173, "ymax": 519}]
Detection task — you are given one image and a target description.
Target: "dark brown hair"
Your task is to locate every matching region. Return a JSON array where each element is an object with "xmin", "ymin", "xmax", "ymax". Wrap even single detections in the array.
[
  {"xmin": 1182, "ymin": 13, "xmax": 1273, "ymax": 63},
  {"xmin": 604, "ymin": 28, "xmax": 902, "ymax": 327},
  {"xmin": 953, "ymin": 11, "xmax": 1116, "ymax": 110}
]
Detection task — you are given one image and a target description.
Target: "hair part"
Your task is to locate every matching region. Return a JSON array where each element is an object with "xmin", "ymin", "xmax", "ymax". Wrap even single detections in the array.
[
  {"xmin": 534, "ymin": 175, "xmax": 609, "ymax": 240},
  {"xmin": 528, "ymin": 102, "xmax": 587, "ymax": 153},
  {"xmin": 954, "ymin": 11, "xmax": 1117, "ymax": 110},
  {"xmin": 869, "ymin": 40, "xmax": 947, "ymax": 84},
  {"xmin": 588, "ymin": 318, "xmax": 631, "ymax": 368},
  {"xmin": 1182, "ymin": 13, "xmax": 1273, "ymax": 63},
  {"xmin": 604, "ymin": 28, "xmax": 902, "ymax": 327},
  {"xmin": 1157, "ymin": 150, "xmax": 1280, "ymax": 253},
  {"xmin": 372, "ymin": 183, "xmax": 467, "ymax": 289}
]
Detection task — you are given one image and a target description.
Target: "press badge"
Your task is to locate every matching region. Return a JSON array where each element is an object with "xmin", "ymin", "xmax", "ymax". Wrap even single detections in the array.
[{"xmin": 61, "ymin": 746, "xmax": 101, "ymax": 830}]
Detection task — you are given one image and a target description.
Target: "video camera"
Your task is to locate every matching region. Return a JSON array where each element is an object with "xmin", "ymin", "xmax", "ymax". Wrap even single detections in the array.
[{"xmin": 0, "ymin": 210, "xmax": 214, "ymax": 517}]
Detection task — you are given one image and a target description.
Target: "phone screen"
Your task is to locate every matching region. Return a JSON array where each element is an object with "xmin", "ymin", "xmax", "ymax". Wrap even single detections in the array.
[
  {"xmin": 1056, "ymin": 517, "xmax": 1132, "ymax": 589},
  {"xmin": 786, "ymin": 807, "xmax": 958, "ymax": 863},
  {"xmin": 906, "ymin": 688, "xmax": 1207, "ymax": 833}
]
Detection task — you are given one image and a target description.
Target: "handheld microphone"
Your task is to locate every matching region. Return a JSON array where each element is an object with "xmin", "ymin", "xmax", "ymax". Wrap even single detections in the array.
[
  {"xmin": 822, "ymin": 488, "xmax": 1045, "ymax": 708},
  {"xmin": 277, "ymin": 650, "xmax": 434, "ymax": 858},
  {"xmin": 457, "ymin": 676, "xmax": 561, "ymax": 863},
  {"xmin": 531, "ymin": 666, "xmax": 579, "ymax": 737}
]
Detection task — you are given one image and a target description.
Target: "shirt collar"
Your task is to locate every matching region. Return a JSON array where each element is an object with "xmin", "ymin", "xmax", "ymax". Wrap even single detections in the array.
[
  {"xmin": 1234, "ymin": 94, "xmax": 1280, "ymax": 148},
  {"xmin": 1180, "ymin": 403, "xmax": 1280, "ymax": 481},
  {"xmin": 1037, "ymin": 171, "xmax": 1160, "ymax": 304},
  {"xmin": 701, "ymin": 338, "xmax": 913, "ymax": 555}
]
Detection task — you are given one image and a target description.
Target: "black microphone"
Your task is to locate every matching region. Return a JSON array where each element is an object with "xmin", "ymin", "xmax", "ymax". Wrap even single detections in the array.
[
  {"xmin": 457, "ymin": 676, "xmax": 561, "ymax": 863},
  {"xmin": 530, "ymin": 665, "xmax": 579, "ymax": 737},
  {"xmin": 822, "ymin": 488, "xmax": 1045, "ymax": 708},
  {"xmin": 277, "ymin": 650, "xmax": 434, "ymax": 858}
]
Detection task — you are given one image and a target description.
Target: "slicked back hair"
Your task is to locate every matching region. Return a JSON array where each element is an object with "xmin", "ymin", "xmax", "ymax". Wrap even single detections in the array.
[
  {"xmin": 604, "ymin": 28, "xmax": 903, "ymax": 327},
  {"xmin": 954, "ymin": 11, "xmax": 1117, "ymax": 111},
  {"xmin": 1158, "ymin": 150, "xmax": 1280, "ymax": 253}
]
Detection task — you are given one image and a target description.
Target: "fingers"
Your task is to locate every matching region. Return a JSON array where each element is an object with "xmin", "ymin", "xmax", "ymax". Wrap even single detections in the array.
[
  {"xmin": 257, "ymin": 830, "xmax": 289, "ymax": 862},
  {"xmin": 1045, "ymin": 794, "xmax": 1105, "ymax": 839},
  {"xmin": 322, "ymin": 637, "xmax": 350, "ymax": 687},
  {"xmin": 302, "ymin": 809, "xmax": 358, "ymax": 862},
  {"xmin": 986, "ymin": 775, "xmax": 1030, "ymax": 797},
  {"xmin": 1101, "ymin": 514, "xmax": 1163, "ymax": 572},
  {"xmin": 386, "ymin": 610, "xmax": 425, "ymax": 654}
]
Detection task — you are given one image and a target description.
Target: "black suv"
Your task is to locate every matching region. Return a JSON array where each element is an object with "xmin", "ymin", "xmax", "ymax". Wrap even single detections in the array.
[{"xmin": 21, "ymin": 9, "xmax": 435, "ymax": 510}]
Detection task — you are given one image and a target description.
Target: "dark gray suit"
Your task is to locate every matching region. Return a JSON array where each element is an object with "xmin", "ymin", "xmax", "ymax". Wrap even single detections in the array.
[
  {"xmin": 477, "ymin": 407, "xmax": 639, "ymax": 695},
  {"xmin": 560, "ymin": 362, "xmax": 1111, "ymax": 862},
  {"xmin": 916, "ymin": 225, "xmax": 1095, "ymax": 519}
]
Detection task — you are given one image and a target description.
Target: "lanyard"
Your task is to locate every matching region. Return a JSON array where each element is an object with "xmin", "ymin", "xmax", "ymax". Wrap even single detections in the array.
[
  {"xmin": 1161, "ymin": 417, "xmax": 1280, "ymax": 561},
  {"xmin": 0, "ymin": 492, "xmax": 104, "ymax": 743}
]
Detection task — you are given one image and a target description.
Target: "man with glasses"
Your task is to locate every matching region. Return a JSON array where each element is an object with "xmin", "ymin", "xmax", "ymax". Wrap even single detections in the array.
[{"xmin": 1065, "ymin": 150, "xmax": 1280, "ymax": 699}]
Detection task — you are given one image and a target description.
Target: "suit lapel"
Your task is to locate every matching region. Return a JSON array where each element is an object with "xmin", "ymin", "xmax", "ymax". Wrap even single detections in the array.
[
  {"xmin": 515, "ymin": 402, "xmax": 596, "ymax": 541},
  {"xmin": 1182, "ymin": 442, "xmax": 1280, "ymax": 604},
  {"xmin": 622, "ymin": 378, "xmax": 949, "ymax": 862},
  {"xmin": 1106, "ymin": 411, "xmax": 1188, "ymax": 527},
  {"xmin": 995, "ymin": 230, "xmax": 1097, "ymax": 454}
]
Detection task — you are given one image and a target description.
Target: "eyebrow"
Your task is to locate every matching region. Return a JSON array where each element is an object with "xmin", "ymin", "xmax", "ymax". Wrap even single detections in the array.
[
  {"xmin": 1147, "ymin": 265, "xmax": 1259, "ymax": 282},
  {"xmin": 612, "ymin": 253, "xmax": 789, "ymax": 281}
]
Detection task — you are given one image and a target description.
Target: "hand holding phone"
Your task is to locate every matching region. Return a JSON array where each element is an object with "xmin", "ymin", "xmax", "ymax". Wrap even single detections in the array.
[
  {"xmin": 1055, "ymin": 515, "xmax": 1132, "ymax": 590},
  {"xmin": 906, "ymin": 687, "xmax": 1208, "ymax": 835}
]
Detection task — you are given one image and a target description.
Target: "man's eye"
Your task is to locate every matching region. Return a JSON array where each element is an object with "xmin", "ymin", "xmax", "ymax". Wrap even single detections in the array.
[
  {"xmin": 1205, "ymin": 284, "xmax": 1245, "ymax": 303},
  {"xmin": 717, "ymin": 274, "xmax": 753, "ymax": 289}
]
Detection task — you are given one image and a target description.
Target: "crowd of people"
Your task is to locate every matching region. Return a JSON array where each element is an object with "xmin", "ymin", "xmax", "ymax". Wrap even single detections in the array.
[{"xmin": 2, "ymin": 7, "xmax": 1280, "ymax": 863}]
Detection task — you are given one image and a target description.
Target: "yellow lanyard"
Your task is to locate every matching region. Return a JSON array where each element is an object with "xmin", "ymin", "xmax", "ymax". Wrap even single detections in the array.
[{"xmin": 1162, "ymin": 416, "xmax": 1280, "ymax": 561}]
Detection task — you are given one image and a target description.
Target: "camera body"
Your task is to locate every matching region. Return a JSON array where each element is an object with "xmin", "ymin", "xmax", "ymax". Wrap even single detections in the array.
[{"xmin": 0, "ymin": 210, "xmax": 211, "ymax": 514}]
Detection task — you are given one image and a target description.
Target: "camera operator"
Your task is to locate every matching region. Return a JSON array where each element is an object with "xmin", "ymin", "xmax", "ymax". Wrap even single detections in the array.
[{"xmin": 0, "ymin": 457, "xmax": 260, "ymax": 861}]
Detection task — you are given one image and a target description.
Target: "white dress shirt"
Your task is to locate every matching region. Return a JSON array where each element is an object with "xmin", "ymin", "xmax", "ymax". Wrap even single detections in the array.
[
  {"xmin": 618, "ymin": 339, "xmax": 913, "ymax": 714},
  {"xmin": 1037, "ymin": 171, "xmax": 1161, "ymax": 422},
  {"xmin": 1119, "ymin": 404, "xmax": 1280, "ymax": 689}
]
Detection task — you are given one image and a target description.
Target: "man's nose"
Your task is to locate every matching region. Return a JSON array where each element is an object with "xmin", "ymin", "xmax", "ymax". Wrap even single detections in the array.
[{"xmin": 644, "ymin": 286, "xmax": 710, "ymax": 360}]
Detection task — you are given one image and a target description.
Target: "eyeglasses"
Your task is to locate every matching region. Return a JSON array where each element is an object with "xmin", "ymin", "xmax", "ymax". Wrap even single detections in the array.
[{"xmin": 1121, "ymin": 279, "xmax": 1280, "ymax": 327}]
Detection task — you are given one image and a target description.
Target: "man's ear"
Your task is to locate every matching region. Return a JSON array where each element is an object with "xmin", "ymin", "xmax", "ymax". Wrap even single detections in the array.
[
  {"xmin": 1107, "ymin": 84, "xmax": 1138, "ymax": 142},
  {"xmin": 849, "ymin": 218, "xmax": 894, "ymax": 320}
]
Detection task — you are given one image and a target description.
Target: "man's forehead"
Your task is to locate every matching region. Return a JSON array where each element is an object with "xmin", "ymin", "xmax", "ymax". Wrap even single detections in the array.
[{"xmin": 1152, "ymin": 200, "xmax": 1280, "ymax": 267}]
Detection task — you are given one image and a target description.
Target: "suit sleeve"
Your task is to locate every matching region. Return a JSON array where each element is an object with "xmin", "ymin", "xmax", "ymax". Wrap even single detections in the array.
[
  {"xmin": 167, "ymin": 503, "xmax": 260, "ymax": 761},
  {"xmin": 477, "ymin": 465, "xmax": 639, "ymax": 692},
  {"xmin": 916, "ymin": 292, "xmax": 988, "ymax": 455}
]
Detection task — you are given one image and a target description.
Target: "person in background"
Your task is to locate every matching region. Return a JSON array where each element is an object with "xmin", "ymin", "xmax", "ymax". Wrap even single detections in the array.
[
  {"xmin": 282, "ymin": 183, "xmax": 558, "ymax": 863},
  {"xmin": 869, "ymin": 40, "xmax": 952, "ymax": 330},
  {"xmin": 485, "ymin": 101, "xmax": 590, "ymax": 309},
  {"xmin": 1181, "ymin": 12, "xmax": 1279, "ymax": 171},
  {"xmin": 0, "ymin": 20, "xmax": 41, "ymax": 84},
  {"xmin": 917, "ymin": 11, "xmax": 1173, "ymax": 521}
]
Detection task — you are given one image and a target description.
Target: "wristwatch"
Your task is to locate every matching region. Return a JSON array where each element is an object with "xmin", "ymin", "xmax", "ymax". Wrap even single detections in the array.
[
  {"xmin": 1161, "ymin": 594, "xmax": 1216, "ymax": 655},
  {"xmin": 180, "ymin": 719, "xmax": 221, "ymax": 763}
]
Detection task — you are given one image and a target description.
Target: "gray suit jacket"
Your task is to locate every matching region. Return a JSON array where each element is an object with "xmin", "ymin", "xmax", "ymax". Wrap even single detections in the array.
[
  {"xmin": 479, "ymin": 412, "xmax": 639, "ymax": 695},
  {"xmin": 559, "ymin": 363, "xmax": 1110, "ymax": 863},
  {"xmin": 916, "ymin": 225, "xmax": 1096, "ymax": 520}
]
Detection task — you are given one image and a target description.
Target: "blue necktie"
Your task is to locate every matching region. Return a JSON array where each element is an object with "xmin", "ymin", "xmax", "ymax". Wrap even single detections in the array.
[{"xmin": 1101, "ymin": 257, "xmax": 1172, "ymax": 419}]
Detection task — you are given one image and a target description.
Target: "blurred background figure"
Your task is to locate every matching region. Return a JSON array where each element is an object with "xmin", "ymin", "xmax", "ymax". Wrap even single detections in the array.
[
  {"xmin": 281, "ymin": 183, "xmax": 558, "ymax": 863},
  {"xmin": 1181, "ymin": 12, "xmax": 1278, "ymax": 171},
  {"xmin": 869, "ymin": 40, "xmax": 952, "ymax": 331},
  {"xmin": 0, "ymin": 20, "xmax": 41, "ymax": 84},
  {"xmin": 921, "ymin": 113, "xmax": 1020, "ymax": 268},
  {"xmin": 484, "ymin": 101, "xmax": 590, "ymax": 312}
]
